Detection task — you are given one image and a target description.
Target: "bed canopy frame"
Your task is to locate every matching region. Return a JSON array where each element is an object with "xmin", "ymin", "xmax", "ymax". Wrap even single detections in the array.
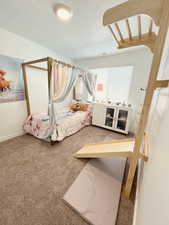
[
  {"xmin": 76, "ymin": 0, "xmax": 169, "ymax": 198},
  {"xmin": 22, "ymin": 57, "xmax": 88, "ymax": 116}
]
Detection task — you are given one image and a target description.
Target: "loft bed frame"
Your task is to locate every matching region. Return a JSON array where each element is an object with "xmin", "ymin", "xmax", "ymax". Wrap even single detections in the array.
[
  {"xmin": 22, "ymin": 57, "xmax": 86, "ymax": 144},
  {"xmin": 107, "ymin": 16, "xmax": 156, "ymax": 52},
  {"xmin": 75, "ymin": 0, "xmax": 169, "ymax": 198}
]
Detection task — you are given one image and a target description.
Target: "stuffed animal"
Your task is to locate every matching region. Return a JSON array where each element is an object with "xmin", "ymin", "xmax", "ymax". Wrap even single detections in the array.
[
  {"xmin": 0, "ymin": 70, "xmax": 10, "ymax": 92},
  {"xmin": 70, "ymin": 103, "xmax": 88, "ymax": 112}
]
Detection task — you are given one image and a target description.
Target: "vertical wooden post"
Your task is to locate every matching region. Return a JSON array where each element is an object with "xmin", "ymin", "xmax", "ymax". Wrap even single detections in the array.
[
  {"xmin": 47, "ymin": 57, "xmax": 53, "ymax": 96},
  {"xmin": 125, "ymin": 19, "xmax": 133, "ymax": 40},
  {"xmin": 108, "ymin": 25, "xmax": 121, "ymax": 47},
  {"xmin": 149, "ymin": 20, "xmax": 153, "ymax": 35},
  {"xmin": 138, "ymin": 15, "xmax": 142, "ymax": 39},
  {"xmin": 124, "ymin": 0, "xmax": 169, "ymax": 198},
  {"xmin": 22, "ymin": 64, "xmax": 31, "ymax": 115},
  {"xmin": 47, "ymin": 57, "xmax": 53, "ymax": 144},
  {"xmin": 115, "ymin": 22, "xmax": 125, "ymax": 42}
]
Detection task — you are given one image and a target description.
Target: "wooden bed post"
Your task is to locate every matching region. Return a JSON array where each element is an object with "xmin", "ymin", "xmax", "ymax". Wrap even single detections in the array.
[
  {"xmin": 47, "ymin": 57, "xmax": 53, "ymax": 97},
  {"xmin": 47, "ymin": 57, "xmax": 55, "ymax": 145},
  {"xmin": 22, "ymin": 64, "xmax": 31, "ymax": 115}
]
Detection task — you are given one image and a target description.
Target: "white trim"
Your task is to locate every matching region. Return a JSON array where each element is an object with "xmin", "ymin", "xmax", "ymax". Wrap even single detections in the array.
[{"xmin": 0, "ymin": 131, "xmax": 25, "ymax": 142}]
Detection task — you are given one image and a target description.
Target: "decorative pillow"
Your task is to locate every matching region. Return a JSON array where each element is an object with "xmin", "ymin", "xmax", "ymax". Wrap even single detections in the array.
[{"xmin": 70, "ymin": 103, "xmax": 88, "ymax": 112}]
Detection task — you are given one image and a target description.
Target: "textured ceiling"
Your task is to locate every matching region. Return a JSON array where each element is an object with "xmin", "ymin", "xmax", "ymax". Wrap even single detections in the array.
[{"xmin": 0, "ymin": 0, "xmax": 157, "ymax": 59}]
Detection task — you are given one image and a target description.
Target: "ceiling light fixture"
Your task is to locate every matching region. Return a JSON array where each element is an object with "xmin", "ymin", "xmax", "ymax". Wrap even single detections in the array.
[{"xmin": 55, "ymin": 3, "xmax": 73, "ymax": 21}]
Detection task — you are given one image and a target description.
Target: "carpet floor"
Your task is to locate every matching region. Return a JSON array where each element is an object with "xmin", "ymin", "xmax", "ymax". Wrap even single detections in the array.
[{"xmin": 0, "ymin": 126, "xmax": 135, "ymax": 225}]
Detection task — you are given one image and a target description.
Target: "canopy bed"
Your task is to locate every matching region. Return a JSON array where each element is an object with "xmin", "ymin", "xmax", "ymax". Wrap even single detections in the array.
[{"xmin": 22, "ymin": 57, "xmax": 96, "ymax": 144}]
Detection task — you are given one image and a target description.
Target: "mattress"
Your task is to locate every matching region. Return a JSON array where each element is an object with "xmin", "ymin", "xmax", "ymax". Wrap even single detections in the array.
[{"xmin": 23, "ymin": 110, "xmax": 92, "ymax": 142}]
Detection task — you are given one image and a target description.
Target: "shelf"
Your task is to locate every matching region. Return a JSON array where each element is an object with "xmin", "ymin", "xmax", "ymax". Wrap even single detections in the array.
[
  {"xmin": 106, "ymin": 116, "xmax": 114, "ymax": 119},
  {"xmin": 118, "ymin": 119, "xmax": 127, "ymax": 122},
  {"xmin": 75, "ymin": 138, "xmax": 135, "ymax": 159}
]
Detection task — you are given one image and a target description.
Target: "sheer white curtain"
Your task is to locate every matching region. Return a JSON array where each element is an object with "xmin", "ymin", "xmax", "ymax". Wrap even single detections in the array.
[
  {"xmin": 49, "ymin": 62, "xmax": 97, "ymax": 125},
  {"xmin": 74, "ymin": 73, "xmax": 97, "ymax": 102},
  {"xmin": 82, "ymin": 72, "xmax": 96, "ymax": 101},
  {"xmin": 51, "ymin": 62, "xmax": 72, "ymax": 102},
  {"xmin": 49, "ymin": 61, "xmax": 77, "ymax": 125}
]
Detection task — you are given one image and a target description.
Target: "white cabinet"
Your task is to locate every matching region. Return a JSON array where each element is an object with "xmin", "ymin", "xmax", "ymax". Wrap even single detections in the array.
[
  {"xmin": 92, "ymin": 103, "xmax": 105, "ymax": 126},
  {"xmin": 92, "ymin": 103, "xmax": 131, "ymax": 134}
]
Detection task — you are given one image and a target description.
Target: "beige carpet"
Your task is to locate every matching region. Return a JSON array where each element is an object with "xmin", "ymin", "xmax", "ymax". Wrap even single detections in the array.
[{"xmin": 0, "ymin": 126, "xmax": 135, "ymax": 225}]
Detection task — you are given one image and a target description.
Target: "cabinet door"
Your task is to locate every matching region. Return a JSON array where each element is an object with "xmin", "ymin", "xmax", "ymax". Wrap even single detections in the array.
[
  {"xmin": 92, "ymin": 104, "xmax": 105, "ymax": 126},
  {"xmin": 104, "ymin": 107, "xmax": 116, "ymax": 129},
  {"xmin": 115, "ymin": 109, "xmax": 129, "ymax": 133}
]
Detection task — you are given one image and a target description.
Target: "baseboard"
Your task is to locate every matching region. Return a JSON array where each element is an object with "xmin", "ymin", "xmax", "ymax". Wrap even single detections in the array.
[{"xmin": 0, "ymin": 131, "xmax": 25, "ymax": 142}]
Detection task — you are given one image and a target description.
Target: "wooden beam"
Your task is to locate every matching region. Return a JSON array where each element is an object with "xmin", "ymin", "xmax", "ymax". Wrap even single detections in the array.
[
  {"xmin": 75, "ymin": 150, "xmax": 133, "ymax": 159},
  {"xmin": 114, "ymin": 22, "xmax": 124, "ymax": 42},
  {"xmin": 83, "ymin": 138, "xmax": 135, "ymax": 147},
  {"xmin": 137, "ymin": 15, "xmax": 142, "ymax": 39},
  {"xmin": 118, "ymin": 32, "xmax": 156, "ymax": 53},
  {"xmin": 22, "ymin": 64, "xmax": 31, "ymax": 115},
  {"xmin": 107, "ymin": 25, "xmax": 120, "ymax": 46},
  {"xmin": 123, "ymin": 158, "xmax": 138, "ymax": 198},
  {"xmin": 142, "ymin": 132, "xmax": 150, "ymax": 162},
  {"xmin": 75, "ymin": 137, "xmax": 147, "ymax": 160},
  {"xmin": 47, "ymin": 57, "xmax": 53, "ymax": 99},
  {"xmin": 125, "ymin": 19, "xmax": 133, "ymax": 40},
  {"xmin": 124, "ymin": 0, "xmax": 169, "ymax": 198},
  {"xmin": 138, "ymin": 132, "xmax": 150, "ymax": 162},
  {"xmin": 103, "ymin": 0, "xmax": 164, "ymax": 27},
  {"xmin": 24, "ymin": 56, "xmax": 87, "ymax": 73},
  {"xmin": 152, "ymin": 80, "xmax": 169, "ymax": 88},
  {"xmin": 26, "ymin": 65, "xmax": 48, "ymax": 71},
  {"xmin": 149, "ymin": 19, "xmax": 153, "ymax": 35},
  {"xmin": 23, "ymin": 57, "xmax": 49, "ymax": 65}
]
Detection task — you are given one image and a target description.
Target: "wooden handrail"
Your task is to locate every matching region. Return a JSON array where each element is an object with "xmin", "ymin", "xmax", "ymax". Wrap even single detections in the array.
[{"xmin": 26, "ymin": 65, "xmax": 48, "ymax": 71}]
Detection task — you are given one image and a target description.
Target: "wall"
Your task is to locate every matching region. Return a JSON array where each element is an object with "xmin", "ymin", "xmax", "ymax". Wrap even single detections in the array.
[
  {"xmin": 26, "ymin": 67, "xmax": 49, "ymax": 115},
  {"xmin": 91, "ymin": 66, "xmax": 133, "ymax": 103},
  {"xmin": 0, "ymin": 55, "xmax": 23, "ymax": 90},
  {"xmin": 0, "ymin": 27, "xmax": 72, "ymax": 142},
  {"xmin": 75, "ymin": 47, "xmax": 153, "ymax": 132},
  {"xmin": 134, "ymin": 29, "xmax": 169, "ymax": 225}
]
